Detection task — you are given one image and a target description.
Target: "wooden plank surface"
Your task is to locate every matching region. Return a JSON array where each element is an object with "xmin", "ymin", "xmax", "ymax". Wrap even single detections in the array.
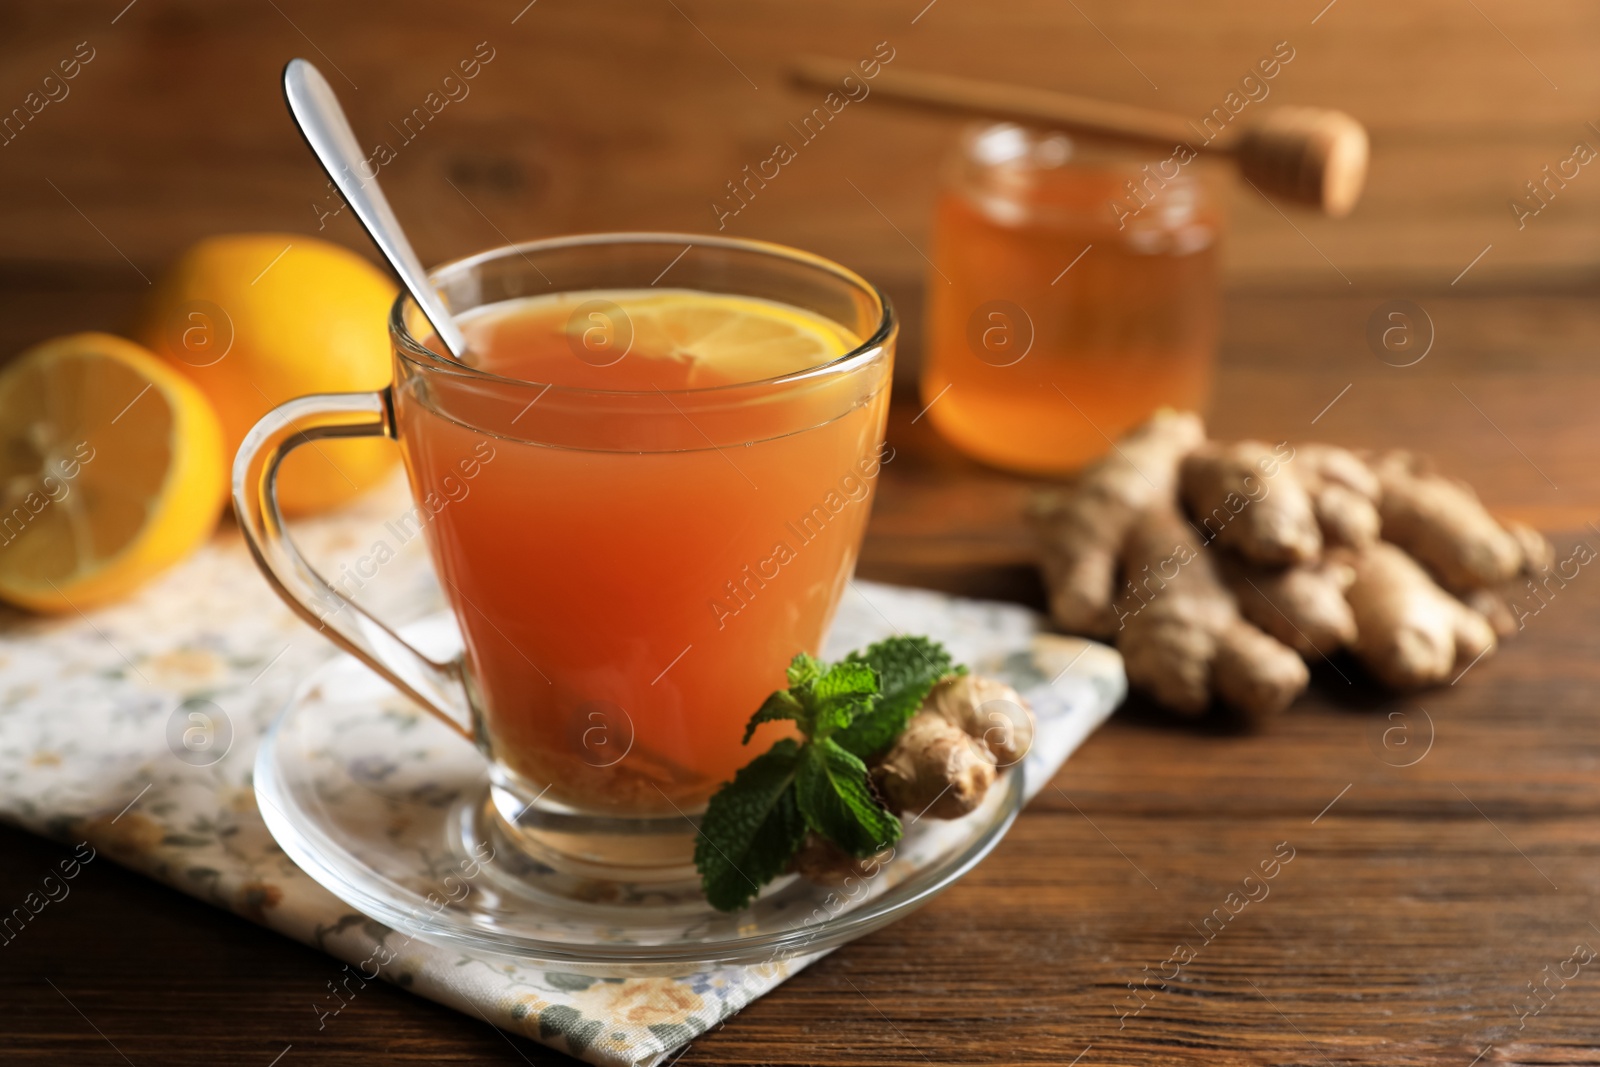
[
  {"xmin": 5, "ymin": 2, "xmax": 1600, "ymax": 1065},
  {"xmin": 4, "ymin": 288, "xmax": 1600, "ymax": 1067}
]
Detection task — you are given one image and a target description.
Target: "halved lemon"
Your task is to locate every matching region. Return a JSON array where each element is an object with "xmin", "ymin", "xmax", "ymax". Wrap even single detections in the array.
[{"xmin": 0, "ymin": 333, "xmax": 226, "ymax": 613}]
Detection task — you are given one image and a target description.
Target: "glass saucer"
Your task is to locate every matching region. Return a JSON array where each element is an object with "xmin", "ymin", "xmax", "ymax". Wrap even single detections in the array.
[{"xmin": 255, "ymin": 612, "xmax": 1028, "ymax": 977}]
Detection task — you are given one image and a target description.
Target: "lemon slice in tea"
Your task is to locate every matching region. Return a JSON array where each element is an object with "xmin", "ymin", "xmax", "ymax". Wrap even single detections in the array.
[
  {"xmin": 556, "ymin": 290, "xmax": 861, "ymax": 387},
  {"xmin": 0, "ymin": 332, "xmax": 226, "ymax": 613}
]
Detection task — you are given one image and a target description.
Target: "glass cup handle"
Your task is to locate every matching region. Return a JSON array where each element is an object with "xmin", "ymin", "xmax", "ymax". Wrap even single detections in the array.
[{"xmin": 232, "ymin": 388, "xmax": 475, "ymax": 741}]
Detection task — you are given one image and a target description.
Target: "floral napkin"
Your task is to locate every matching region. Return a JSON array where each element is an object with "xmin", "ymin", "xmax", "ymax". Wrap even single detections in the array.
[{"xmin": 0, "ymin": 477, "xmax": 1124, "ymax": 1066}]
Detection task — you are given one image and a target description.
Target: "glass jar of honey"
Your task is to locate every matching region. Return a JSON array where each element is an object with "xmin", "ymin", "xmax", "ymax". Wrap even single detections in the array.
[{"xmin": 920, "ymin": 123, "xmax": 1222, "ymax": 474}]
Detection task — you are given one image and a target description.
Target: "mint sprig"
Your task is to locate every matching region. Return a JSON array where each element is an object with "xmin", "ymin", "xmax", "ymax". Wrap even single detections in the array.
[
  {"xmin": 694, "ymin": 740, "xmax": 806, "ymax": 913},
  {"xmin": 695, "ymin": 635, "xmax": 959, "ymax": 912},
  {"xmin": 836, "ymin": 636, "xmax": 963, "ymax": 758}
]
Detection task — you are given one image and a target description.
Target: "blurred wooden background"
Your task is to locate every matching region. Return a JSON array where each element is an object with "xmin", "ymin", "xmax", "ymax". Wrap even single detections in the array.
[{"xmin": 4, "ymin": 0, "xmax": 1599, "ymax": 336}]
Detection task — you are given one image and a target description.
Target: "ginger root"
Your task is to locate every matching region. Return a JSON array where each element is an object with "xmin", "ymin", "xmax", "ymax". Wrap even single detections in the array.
[
  {"xmin": 873, "ymin": 707, "xmax": 994, "ymax": 819},
  {"xmin": 1031, "ymin": 410, "xmax": 1205, "ymax": 637},
  {"xmin": 1181, "ymin": 440, "xmax": 1321, "ymax": 565},
  {"xmin": 1372, "ymin": 451, "xmax": 1525, "ymax": 591},
  {"xmin": 1508, "ymin": 520, "xmax": 1556, "ymax": 575},
  {"xmin": 1115, "ymin": 507, "xmax": 1309, "ymax": 721},
  {"xmin": 1032, "ymin": 414, "xmax": 1541, "ymax": 720},
  {"xmin": 1294, "ymin": 443, "xmax": 1382, "ymax": 549},
  {"xmin": 1463, "ymin": 520, "xmax": 1558, "ymax": 637},
  {"xmin": 1222, "ymin": 555, "xmax": 1357, "ymax": 658},
  {"xmin": 872, "ymin": 674, "xmax": 1034, "ymax": 820},
  {"xmin": 1181, "ymin": 440, "xmax": 1381, "ymax": 561},
  {"xmin": 922, "ymin": 673, "xmax": 1034, "ymax": 767},
  {"xmin": 1343, "ymin": 541, "xmax": 1497, "ymax": 688},
  {"xmin": 1462, "ymin": 587, "xmax": 1518, "ymax": 639}
]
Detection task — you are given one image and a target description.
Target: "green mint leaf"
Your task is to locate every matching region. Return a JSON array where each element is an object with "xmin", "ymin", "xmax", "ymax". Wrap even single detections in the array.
[
  {"xmin": 808, "ymin": 660, "xmax": 880, "ymax": 740},
  {"xmin": 835, "ymin": 636, "xmax": 960, "ymax": 758},
  {"xmin": 809, "ymin": 694, "xmax": 872, "ymax": 740},
  {"xmin": 786, "ymin": 652, "xmax": 823, "ymax": 690},
  {"xmin": 813, "ymin": 660, "xmax": 878, "ymax": 702},
  {"xmin": 743, "ymin": 689, "xmax": 804, "ymax": 744},
  {"xmin": 695, "ymin": 739, "xmax": 806, "ymax": 912},
  {"xmin": 795, "ymin": 738, "xmax": 902, "ymax": 857}
]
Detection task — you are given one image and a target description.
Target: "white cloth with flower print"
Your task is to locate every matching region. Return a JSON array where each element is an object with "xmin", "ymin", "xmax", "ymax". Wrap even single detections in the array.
[{"xmin": 0, "ymin": 477, "xmax": 1124, "ymax": 1066}]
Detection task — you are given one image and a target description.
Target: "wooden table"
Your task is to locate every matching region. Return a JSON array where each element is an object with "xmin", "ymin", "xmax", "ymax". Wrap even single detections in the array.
[
  {"xmin": 5, "ymin": 287, "xmax": 1599, "ymax": 1065},
  {"xmin": 5, "ymin": 1, "xmax": 1600, "ymax": 1063}
]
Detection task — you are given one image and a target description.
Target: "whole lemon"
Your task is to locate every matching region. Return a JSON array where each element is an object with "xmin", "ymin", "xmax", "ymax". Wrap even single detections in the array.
[{"xmin": 136, "ymin": 234, "xmax": 399, "ymax": 516}]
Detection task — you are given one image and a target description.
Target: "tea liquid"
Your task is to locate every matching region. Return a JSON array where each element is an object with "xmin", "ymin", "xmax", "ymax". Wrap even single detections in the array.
[{"xmin": 394, "ymin": 289, "xmax": 889, "ymax": 813}]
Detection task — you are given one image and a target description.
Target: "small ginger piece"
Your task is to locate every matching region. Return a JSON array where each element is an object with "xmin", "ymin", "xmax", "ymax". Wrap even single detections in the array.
[
  {"xmin": 1181, "ymin": 440, "xmax": 1321, "ymax": 565},
  {"xmin": 1371, "ymin": 451, "xmax": 1524, "ymax": 591},
  {"xmin": 923, "ymin": 673, "xmax": 1034, "ymax": 767},
  {"xmin": 1115, "ymin": 507, "xmax": 1309, "ymax": 721},
  {"xmin": 1342, "ymin": 541, "xmax": 1497, "ymax": 688},
  {"xmin": 1311, "ymin": 483, "xmax": 1382, "ymax": 550},
  {"xmin": 871, "ymin": 672, "xmax": 1036, "ymax": 820},
  {"xmin": 789, "ymin": 833, "xmax": 892, "ymax": 885},
  {"xmin": 1293, "ymin": 443, "xmax": 1382, "ymax": 549},
  {"xmin": 1031, "ymin": 410, "xmax": 1206, "ymax": 637},
  {"xmin": 1213, "ymin": 623, "xmax": 1313, "ymax": 720},
  {"xmin": 1507, "ymin": 520, "xmax": 1555, "ymax": 574},
  {"xmin": 873, "ymin": 709, "xmax": 995, "ymax": 819},
  {"xmin": 1462, "ymin": 520, "xmax": 1557, "ymax": 638},
  {"xmin": 1222, "ymin": 555, "xmax": 1357, "ymax": 658},
  {"xmin": 1463, "ymin": 587, "xmax": 1518, "ymax": 639}
]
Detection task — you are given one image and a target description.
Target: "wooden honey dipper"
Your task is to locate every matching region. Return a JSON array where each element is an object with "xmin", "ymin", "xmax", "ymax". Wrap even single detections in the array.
[{"xmin": 790, "ymin": 57, "xmax": 1369, "ymax": 217}]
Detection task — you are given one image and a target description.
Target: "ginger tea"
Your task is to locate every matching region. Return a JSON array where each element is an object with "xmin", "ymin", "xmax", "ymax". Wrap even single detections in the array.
[{"xmin": 393, "ymin": 289, "xmax": 890, "ymax": 814}]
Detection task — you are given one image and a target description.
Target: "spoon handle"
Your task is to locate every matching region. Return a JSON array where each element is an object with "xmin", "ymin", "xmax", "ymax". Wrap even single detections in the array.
[{"xmin": 282, "ymin": 58, "xmax": 469, "ymax": 359}]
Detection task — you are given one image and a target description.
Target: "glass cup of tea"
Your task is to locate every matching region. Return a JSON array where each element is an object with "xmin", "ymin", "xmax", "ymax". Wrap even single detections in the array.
[
  {"xmin": 920, "ymin": 123, "xmax": 1222, "ymax": 474},
  {"xmin": 234, "ymin": 233, "xmax": 895, "ymax": 882}
]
